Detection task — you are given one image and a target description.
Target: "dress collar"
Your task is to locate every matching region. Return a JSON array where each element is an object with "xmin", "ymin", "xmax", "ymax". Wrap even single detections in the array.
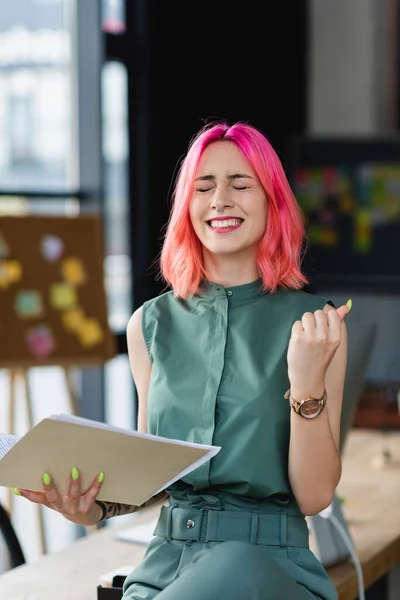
[{"xmin": 198, "ymin": 278, "xmax": 267, "ymax": 303}]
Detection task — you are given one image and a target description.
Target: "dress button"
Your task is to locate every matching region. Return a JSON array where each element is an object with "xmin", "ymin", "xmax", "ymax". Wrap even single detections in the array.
[
  {"xmin": 227, "ymin": 291, "xmax": 233, "ymax": 296},
  {"xmin": 185, "ymin": 519, "xmax": 195, "ymax": 529}
]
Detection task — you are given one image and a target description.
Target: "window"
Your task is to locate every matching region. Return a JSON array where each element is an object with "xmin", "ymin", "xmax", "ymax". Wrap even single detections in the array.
[
  {"xmin": 102, "ymin": 61, "xmax": 132, "ymax": 331},
  {"xmin": 0, "ymin": 0, "xmax": 77, "ymax": 191}
]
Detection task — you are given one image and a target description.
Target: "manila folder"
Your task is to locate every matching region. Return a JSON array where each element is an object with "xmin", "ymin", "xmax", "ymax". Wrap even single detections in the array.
[{"xmin": 0, "ymin": 414, "xmax": 221, "ymax": 506}]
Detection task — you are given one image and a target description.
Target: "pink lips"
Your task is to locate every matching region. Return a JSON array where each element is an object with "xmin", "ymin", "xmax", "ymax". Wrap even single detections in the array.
[{"xmin": 206, "ymin": 217, "xmax": 244, "ymax": 234}]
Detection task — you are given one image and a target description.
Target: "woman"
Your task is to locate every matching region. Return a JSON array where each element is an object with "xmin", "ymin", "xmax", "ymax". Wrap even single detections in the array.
[{"xmin": 16, "ymin": 121, "xmax": 349, "ymax": 599}]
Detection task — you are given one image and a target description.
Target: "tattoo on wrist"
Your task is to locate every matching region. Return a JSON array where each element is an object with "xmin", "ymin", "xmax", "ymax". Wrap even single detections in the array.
[
  {"xmin": 95, "ymin": 500, "xmax": 108, "ymax": 522},
  {"xmin": 95, "ymin": 491, "xmax": 168, "ymax": 522},
  {"xmin": 95, "ymin": 500, "xmax": 137, "ymax": 521}
]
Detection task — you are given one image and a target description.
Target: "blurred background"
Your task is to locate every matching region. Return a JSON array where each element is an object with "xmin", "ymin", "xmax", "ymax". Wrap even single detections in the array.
[{"xmin": 0, "ymin": 0, "xmax": 399, "ymax": 593}]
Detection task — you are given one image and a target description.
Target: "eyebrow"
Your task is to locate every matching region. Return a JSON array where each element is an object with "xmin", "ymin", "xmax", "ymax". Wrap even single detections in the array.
[{"xmin": 195, "ymin": 173, "xmax": 253, "ymax": 181}]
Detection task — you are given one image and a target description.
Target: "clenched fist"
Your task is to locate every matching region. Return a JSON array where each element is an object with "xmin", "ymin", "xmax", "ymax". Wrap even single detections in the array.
[{"xmin": 287, "ymin": 301, "xmax": 351, "ymax": 397}]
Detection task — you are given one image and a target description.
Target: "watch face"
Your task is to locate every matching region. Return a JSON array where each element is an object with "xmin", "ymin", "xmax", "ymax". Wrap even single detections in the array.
[{"xmin": 299, "ymin": 399, "xmax": 321, "ymax": 418}]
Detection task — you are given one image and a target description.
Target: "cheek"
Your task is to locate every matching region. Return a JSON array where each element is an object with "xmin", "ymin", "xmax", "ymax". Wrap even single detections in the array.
[
  {"xmin": 255, "ymin": 203, "xmax": 268, "ymax": 238},
  {"xmin": 189, "ymin": 202, "xmax": 205, "ymax": 236},
  {"xmin": 190, "ymin": 198, "xmax": 207, "ymax": 221}
]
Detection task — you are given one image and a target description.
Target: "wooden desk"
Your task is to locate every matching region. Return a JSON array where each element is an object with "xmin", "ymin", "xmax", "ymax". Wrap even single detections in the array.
[
  {"xmin": 326, "ymin": 429, "xmax": 400, "ymax": 600},
  {"xmin": 0, "ymin": 429, "xmax": 399, "ymax": 600}
]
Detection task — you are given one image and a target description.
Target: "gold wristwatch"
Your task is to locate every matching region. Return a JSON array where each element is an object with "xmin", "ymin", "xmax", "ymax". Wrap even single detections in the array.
[{"xmin": 284, "ymin": 389, "xmax": 327, "ymax": 419}]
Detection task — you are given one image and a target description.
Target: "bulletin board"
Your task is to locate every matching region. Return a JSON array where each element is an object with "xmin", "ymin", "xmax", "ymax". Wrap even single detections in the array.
[
  {"xmin": 0, "ymin": 215, "xmax": 117, "ymax": 368},
  {"xmin": 289, "ymin": 137, "xmax": 400, "ymax": 291}
]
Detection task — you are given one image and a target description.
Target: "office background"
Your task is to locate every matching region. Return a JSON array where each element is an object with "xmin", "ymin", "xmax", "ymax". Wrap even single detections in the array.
[{"xmin": 0, "ymin": 4, "xmax": 399, "ymax": 597}]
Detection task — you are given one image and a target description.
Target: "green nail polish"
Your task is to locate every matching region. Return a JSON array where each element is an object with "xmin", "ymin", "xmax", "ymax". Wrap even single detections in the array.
[
  {"xmin": 43, "ymin": 473, "xmax": 51, "ymax": 486},
  {"xmin": 72, "ymin": 467, "xmax": 79, "ymax": 481},
  {"xmin": 346, "ymin": 299, "xmax": 352, "ymax": 313},
  {"xmin": 98, "ymin": 472, "xmax": 104, "ymax": 484},
  {"xmin": 12, "ymin": 487, "xmax": 21, "ymax": 496}
]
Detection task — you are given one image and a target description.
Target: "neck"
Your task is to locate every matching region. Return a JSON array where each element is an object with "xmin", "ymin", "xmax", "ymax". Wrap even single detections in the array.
[{"xmin": 203, "ymin": 250, "xmax": 260, "ymax": 288}]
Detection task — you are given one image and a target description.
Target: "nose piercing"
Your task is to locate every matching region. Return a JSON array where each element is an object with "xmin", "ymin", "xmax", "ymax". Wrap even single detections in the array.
[{"xmin": 216, "ymin": 207, "xmax": 225, "ymax": 214}]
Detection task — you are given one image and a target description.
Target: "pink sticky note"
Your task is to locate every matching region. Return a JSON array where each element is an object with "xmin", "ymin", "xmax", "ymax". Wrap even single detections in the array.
[{"xmin": 26, "ymin": 324, "xmax": 56, "ymax": 359}]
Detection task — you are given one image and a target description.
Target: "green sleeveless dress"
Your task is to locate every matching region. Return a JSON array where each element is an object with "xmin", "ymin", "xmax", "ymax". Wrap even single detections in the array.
[{"xmin": 122, "ymin": 279, "xmax": 338, "ymax": 600}]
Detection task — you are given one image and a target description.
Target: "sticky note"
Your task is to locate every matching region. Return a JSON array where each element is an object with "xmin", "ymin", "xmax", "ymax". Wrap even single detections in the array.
[
  {"xmin": 49, "ymin": 283, "xmax": 78, "ymax": 310},
  {"xmin": 15, "ymin": 291, "xmax": 44, "ymax": 318},
  {"xmin": 77, "ymin": 318, "xmax": 104, "ymax": 348},
  {"xmin": 61, "ymin": 307, "xmax": 85, "ymax": 332},
  {"xmin": 6, "ymin": 260, "xmax": 22, "ymax": 283},
  {"xmin": 0, "ymin": 233, "xmax": 9, "ymax": 259},
  {"xmin": 0, "ymin": 260, "xmax": 22, "ymax": 289},
  {"xmin": 41, "ymin": 235, "xmax": 64, "ymax": 263},
  {"xmin": 26, "ymin": 324, "xmax": 56, "ymax": 359},
  {"xmin": 0, "ymin": 262, "xmax": 10, "ymax": 290},
  {"xmin": 60, "ymin": 257, "xmax": 87, "ymax": 286}
]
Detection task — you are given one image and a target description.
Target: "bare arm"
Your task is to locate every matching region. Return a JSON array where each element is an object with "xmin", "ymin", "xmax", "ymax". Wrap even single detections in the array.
[
  {"xmin": 95, "ymin": 490, "xmax": 168, "ymax": 522},
  {"xmin": 288, "ymin": 304, "xmax": 348, "ymax": 515},
  {"xmin": 95, "ymin": 306, "xmax": 168, "ymax": 522}
]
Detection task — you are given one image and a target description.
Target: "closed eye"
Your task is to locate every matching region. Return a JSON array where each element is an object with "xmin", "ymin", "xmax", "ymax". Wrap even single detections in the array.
[{"xmin": 233, "ymin": 186, "xmax": 249, "ymax": 191}]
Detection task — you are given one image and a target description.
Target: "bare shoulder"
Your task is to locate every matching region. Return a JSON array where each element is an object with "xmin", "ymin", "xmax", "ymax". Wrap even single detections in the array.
[
  {"xmin": 126, "ymin": 306, "xmax": 151, "ymax": 433},
  {"xmin": 127, "ymin": 305, "xmax": 145, "ymax": 343}
]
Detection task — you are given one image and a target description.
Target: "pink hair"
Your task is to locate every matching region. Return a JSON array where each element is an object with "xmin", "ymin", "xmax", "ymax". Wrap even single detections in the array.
[{"xmin": 160, "ymin": 121, "xmax": 309, "ymax": 298}]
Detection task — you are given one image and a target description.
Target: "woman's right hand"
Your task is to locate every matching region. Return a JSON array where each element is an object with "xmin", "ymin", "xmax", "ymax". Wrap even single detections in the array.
[{"xmin": 14, "ymin": 468, "xmax": 105, "ymax": 527}]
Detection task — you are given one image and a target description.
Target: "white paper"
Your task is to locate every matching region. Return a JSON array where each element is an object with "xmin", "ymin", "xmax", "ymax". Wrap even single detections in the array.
[
  {"xmin": 0, "ymin": 433, "xmax": 20, "ymax": 460},
  {"xmin": 115, "ymin": 518, "xmax": 159, "ymax": 545}
]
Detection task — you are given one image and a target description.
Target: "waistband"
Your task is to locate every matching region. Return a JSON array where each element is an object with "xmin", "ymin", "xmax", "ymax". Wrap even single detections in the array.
[{"xmin": 154, "ymin": 505, "xmax": 309, "ymax": 548}]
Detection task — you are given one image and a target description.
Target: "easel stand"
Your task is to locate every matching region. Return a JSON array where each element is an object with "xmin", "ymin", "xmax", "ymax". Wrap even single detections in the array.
[{"xmin": 5, "ymin": 365, "xmax": 79, "ymax": 556}]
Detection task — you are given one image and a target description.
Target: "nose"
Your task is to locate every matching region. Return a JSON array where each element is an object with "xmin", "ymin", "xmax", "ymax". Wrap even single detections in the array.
[{"xmin": 210, "ymin": 185, "xmax": 233, "ymax": 211}]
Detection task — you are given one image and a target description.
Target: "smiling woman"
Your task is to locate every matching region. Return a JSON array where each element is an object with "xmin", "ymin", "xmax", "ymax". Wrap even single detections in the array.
[{"xmin": 160, "ymin": 122, "xmax": 308, "ymax": 299}]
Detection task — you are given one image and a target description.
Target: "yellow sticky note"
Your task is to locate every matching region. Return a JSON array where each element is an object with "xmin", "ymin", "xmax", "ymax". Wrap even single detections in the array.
[
  {"xmin": 50, "ymin": 283, "xmax": 78, "ymax": 310},
  {"xmin": 0, "ymin": 260, "xmax": 22, "ymax": 289},
  {"xmin": 61, "ymin": 308, "xmax": 85, "ymax": 332},
  {"xmin": 0, "ymin": 262, "xmax": 10, "ymax": 289},
  {"xmin": 77, "ymin": 318, "xmax": 104, "ymax": 348},
  {"xmin": 6, "ymin": 261, "xmax": 22, "ymax": 283},
  {"xmin": 61, "ymin": 257, "xmax": 87, "ymax": 286}
]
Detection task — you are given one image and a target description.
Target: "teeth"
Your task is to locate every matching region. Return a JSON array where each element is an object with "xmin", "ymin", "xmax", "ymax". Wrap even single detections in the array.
[{"xmin": 209, "ymin": 219, "xmax": 243, "ymax": 228}]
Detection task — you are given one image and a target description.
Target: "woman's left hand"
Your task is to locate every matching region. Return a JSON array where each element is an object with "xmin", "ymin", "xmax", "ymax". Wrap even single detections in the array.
[{"xmin": 287, "ymin": 303, "xmax": 350, "ymax": 397}]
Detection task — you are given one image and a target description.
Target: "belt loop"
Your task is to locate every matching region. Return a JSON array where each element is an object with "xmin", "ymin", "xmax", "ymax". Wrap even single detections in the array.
[
  {"xmin": 166, "ymin": 503, "xmax": 177, "ymax": 541},
  {"xmin": 249, "ymin": 510, "xmax": 259, "ymax": 544},
  {"xmin": 280, "ymin": 512, "xmax": 287, "ymax": 547},
  {"xmin": 205, "ymin": 509, "xmax": 218, "ymax": 542}
]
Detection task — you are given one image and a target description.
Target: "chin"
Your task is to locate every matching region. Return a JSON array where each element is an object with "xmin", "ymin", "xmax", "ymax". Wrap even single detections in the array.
[{"xmin": 203, "ymin": 242, "xmax": 252, "ymax": 257}]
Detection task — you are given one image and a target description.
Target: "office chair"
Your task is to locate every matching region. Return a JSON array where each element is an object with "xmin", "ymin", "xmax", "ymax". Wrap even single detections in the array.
[{"xmin": 0, "ymin": 501, "xmax": 25, "ymax": 571}]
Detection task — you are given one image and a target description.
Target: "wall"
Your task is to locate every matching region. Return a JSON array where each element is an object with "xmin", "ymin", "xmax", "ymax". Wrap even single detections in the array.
[
  {"xmin": 309, "ymin": 0, "xmax": 397, "ymax": 134},
  {"xmin": 308, "ymin": 0, "xmax": 400, "ymax": 385}
]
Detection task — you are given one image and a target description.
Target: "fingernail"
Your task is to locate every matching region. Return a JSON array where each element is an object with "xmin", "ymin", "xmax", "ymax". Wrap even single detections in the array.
[
  {"xmin": 43, "ymin": 473, "xmax": 51, "ymax": 485},
  {"xmin": 12, "ymin": 487, "xmax": 21, "ymax": 496},
  {"xmin": 72, "ymin": 467, "xmax": 79, "ymax": 481},
  {"xmin": 346, "ymin": 299, "xmax": 352, "ymax": 313},
  {"xmin": 98, "ymin": 472, "xmax": 104, "ymax": 484}
]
